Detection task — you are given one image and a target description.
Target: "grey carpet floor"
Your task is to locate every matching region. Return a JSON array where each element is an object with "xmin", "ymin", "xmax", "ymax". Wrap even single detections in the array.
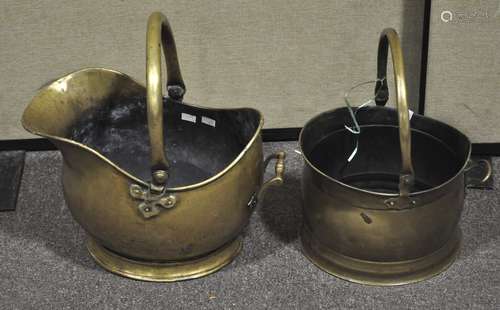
[{"xmin": 0, "ymin": 141, "xmax": 499, "ymax": 309}]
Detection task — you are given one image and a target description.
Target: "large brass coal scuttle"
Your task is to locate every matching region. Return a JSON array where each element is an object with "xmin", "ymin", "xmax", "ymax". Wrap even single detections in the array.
[
  {"xmin": 22, "ymin": 12, "xmax": 285, "ymax": 282},
  {"xmin": 299, "ymin": 28, "xmax": 491, "ymax": 286}
]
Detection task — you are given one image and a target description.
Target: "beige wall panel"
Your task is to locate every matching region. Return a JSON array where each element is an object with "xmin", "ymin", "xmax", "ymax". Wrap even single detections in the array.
[
  {"xmin": 0, "ymin": 0, "xmax": 423, "ymax": 140},
  {"xmin": 426, "ymin": 0, "xmax": 499, "ymax": 143}
]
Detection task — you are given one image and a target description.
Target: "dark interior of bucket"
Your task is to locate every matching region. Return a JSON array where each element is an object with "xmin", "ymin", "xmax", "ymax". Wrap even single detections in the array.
[
  {"xmin": 302, "ymin": 107, "xmax": 470, "ymax": 194},
  {"xmin": 69, "ymin": 96, "xmax": 260, "ymax": 187}
]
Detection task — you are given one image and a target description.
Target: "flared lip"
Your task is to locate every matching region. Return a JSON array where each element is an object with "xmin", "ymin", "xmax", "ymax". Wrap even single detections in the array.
[
  {"xmin": 298, "ymin": 106, "xmax": 472, "ymax": 198},
  {"xmin": 22, "ymin": 68, "xmax": 264, "ymax": 192}
]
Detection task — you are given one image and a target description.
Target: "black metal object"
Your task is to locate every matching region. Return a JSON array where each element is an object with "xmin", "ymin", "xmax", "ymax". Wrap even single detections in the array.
[
  {"xmin": 418, "ymin": 0, "xmax": 432, "ymax": 115},
  {"xmin": 262, "ymin": 128, "xmax": 301, "ymax": 142},
  {"xmin": 0, "ymin": 150, "xmax": 25, "ymax": 211}
]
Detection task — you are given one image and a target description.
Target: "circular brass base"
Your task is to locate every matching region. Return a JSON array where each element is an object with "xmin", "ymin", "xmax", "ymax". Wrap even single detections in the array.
[
  {"xmin": 87, "ymin": 238, "xmax": 242, "ymax": 282},
  {"xmin": 300, "ymin": 227, "xmax": 461, "ymax": 286}
]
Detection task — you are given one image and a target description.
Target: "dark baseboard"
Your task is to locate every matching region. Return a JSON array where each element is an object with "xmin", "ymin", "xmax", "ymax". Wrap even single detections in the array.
[
  {"xmin": 1, "ymin": 134, "xmax": 499, "ymax": 156},
  {"xmin": 262, "ymin": 128, "xmax": 301, "ymax": 142},
  {"xmin": 0, "ymin": 138, "xmax": 56, "ymax": 151},
  {"xmin": 417, "ymin": 0, "xmax": 431, "ymax": 115},
  {"xmin": 471, "ymin": 143, "xmax": 500, "ymax": 156}
]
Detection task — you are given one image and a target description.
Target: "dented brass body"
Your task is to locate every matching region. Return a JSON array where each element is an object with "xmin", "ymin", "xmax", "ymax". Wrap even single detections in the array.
[
  {"xmin": 21, "ymin": 12, "xmax": 285, "ymax": 282},
  {"xmin": 298, "ymin": 29, "xmax": 489, "ymax": 286}
]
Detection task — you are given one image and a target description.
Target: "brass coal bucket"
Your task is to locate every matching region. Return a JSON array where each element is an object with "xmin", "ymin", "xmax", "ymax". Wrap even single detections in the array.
[
  {"xmin": 22, "ymin": 12, "xmax": 285, "ymax": 282},
  {"xmin": 299, "ymin": 29, "xmax": 491, "ymax": 285}
]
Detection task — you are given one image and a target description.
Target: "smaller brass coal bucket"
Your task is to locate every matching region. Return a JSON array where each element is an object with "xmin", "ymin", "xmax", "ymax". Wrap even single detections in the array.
[
  {"xmin": 299, "ymin": 29, "xmax": 491, "ymax": 285},
  {"xmin": 21, "ymin": 12, "xmax": 285, "ymax": 282}
]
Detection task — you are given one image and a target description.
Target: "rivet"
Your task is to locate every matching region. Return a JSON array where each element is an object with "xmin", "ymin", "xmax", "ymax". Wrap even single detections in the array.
[
  {"xmin": 153, "ymin": 170, "xmax": 168, "ymax": 184},
  {"xmin": 159, "ymin": 195, "xmax": 176, "ymax": 208}
]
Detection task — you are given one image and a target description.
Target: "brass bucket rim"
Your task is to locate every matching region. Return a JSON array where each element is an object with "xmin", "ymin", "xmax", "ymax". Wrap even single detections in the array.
[
  {"xmin": 21, "ymin": 67, "xmax": 264, "ymax": 192},
  {"xmin": 298, "ymin": 105, "xmax": 472, "ymax": 200}
]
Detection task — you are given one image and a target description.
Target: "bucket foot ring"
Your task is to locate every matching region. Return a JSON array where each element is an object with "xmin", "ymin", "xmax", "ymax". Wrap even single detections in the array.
[
  {"xmin": 87, "ymin": 237, "xmax": 242, "ymax": 282},
  {"xmin": 300, "ymin": 227, "xmax": 461, "ymax": 286}
]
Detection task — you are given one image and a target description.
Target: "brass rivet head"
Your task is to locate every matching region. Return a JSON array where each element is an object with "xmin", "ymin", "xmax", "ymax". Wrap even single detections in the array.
[
  {"xmin": 153, "ymin": 170, "xmax": 168, "ymax": 184},
  {"xmin": 401, "ymin": 175, "xmax": 413, "ymax": 185},
  {"xmin": 159, "ymin": 195, "xmax": 176, "ymax": 209}
]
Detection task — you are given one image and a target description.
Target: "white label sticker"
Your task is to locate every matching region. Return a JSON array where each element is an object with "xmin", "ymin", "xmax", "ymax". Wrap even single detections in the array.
[
  {"xmin": 201, "ymin": 116, "xmax": 216, "ymax": 127},
  {"xmin": 181, "ymin": 113, "xmax": 197, "ymax": 123},
  {"xmin": 409, "ymin": 110, "xmax": 414, "ymax": 120}
]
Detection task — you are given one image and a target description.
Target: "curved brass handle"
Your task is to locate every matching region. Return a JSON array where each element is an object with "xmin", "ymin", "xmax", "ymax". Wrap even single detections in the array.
[
  {"xmin": 477, "ymin": 159, "xmax": 493, "ymax": 184},
  {"xmin": 146, "ymin": 12, "xmax": 186, "ymax": 185},
  {"xmin": 374, "ymin": 28, "xmax": 415, "ymax": 203},
  {"xmin": 258, "ymin": 152, "xmax": 286, "ymax": 199},
  {"xmin": 465, "ymin": 159, "xmax": 493, "ymax": 185}
]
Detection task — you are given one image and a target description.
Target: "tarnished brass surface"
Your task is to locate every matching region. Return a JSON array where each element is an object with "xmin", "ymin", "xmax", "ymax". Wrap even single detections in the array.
[
  {"xmin": 301, "ymin": 226, "xmax": 462, "ymax": 286},
  {"xmin": 299, "ymin": 28, "xmax": 477, "ymax": 285},
  {"xmin": 375, "ymin": 28, "xmax": 414, "ymax": 207},
  {"xmin": 146, "ymin": 12, "xmax": 185, "ymax": 185},
  {"xmin": 375, "ymin": 28, "xmax": 415, "ymax": 202},
  {"xmin": 87, "ymin": 237, "xmax": 242, "ymax": 282},
  {"xmin": 21, "ymin": 12, "xmax": 285, "ymax": 281},
  {"xmin": 258, "ymin": 152, "xmax": 286, "ymax": 199}
]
